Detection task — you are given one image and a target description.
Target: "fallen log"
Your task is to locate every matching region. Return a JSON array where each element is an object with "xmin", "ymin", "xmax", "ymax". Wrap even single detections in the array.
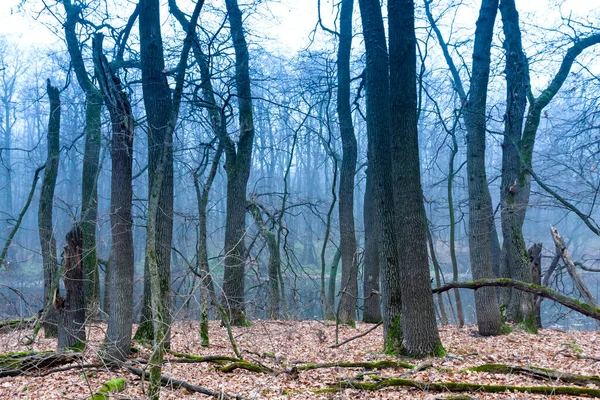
[
  {"xmin": 0, "ymin": 350, "xmax": 82, "ymax": 377},
  {"xmin": 165, "ymin": 349, "xmax": 239, "ymax": 364},
  {"xmin": 124, "ymin": 364, "xmax": 246, "ymax": 400},
  {"xmin": 321, "ymin": 377, "xmax": 600, "ymax": 397},
  {"xmin": 218, "ymin": 361, "xmax": 274, "ymax": 373},
  {"xmin": 0, "ymin": 316, "xmax": 36, "ymax": 333},
  {"xmin": 432, "ymin": 279, "xmax": 600, "ymax": 321},
  {"xmin": 467, "ymin": 363, "xmax": 600, "ymax": 386}
]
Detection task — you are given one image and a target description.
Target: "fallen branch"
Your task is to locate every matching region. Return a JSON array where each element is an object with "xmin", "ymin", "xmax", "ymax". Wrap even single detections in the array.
[
  {"xmin": 124, "ymin": 364, "xmax": 246, "ymax": 400},
  {"xmin": 165, "ymin": 349, "xmax": 239, "ymax": 364},
  {"xmin": 321, "ymin": 377, "xmax": 600, "ymax": 397},
  {"xmin": 432, "ymin": 279, "xmax": 600, "ymax": 321},
  {"xmin": 0, "ymin": 350, "xmax": 82, "ymax": 377},
  {"xmin": 218, "ymin": 360, "xmax": 274, "ymax": 373},
  {"xmin": 330, "ymin": 321, "xmax": 382, "ymax": 348},
  {"xmin": 0, "ymin": 316, "xmax": 36, "ymax": 333},
  {"xmin": 296, "ymin": 359, "xmax": 414, "ymax": 372},
  {"xmin": 467, "ymin": 363, "xmax": 600, "ymax": 386},
  {"xmin": 551, "ymin": 226, "xmax": 599, "ymax": 308}
]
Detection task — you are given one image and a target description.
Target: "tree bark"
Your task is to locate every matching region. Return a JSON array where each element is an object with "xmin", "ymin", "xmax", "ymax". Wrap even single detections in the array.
[
  {"xmin": 221, "ymin": 0, "xmax": 256, "ymax": 326},
  {"xmin": 61, "ymin": 0, "xmax": 102, "ymax": 314},
  {"xmin": 528, "ymin": 243, "xmax": 542, "ymax": 327},
  {"xmin": 388, "ymin": 0, "xmax": 442, "ymax": 357},
  {"xmin": 39, "ymin": 80, "xmax": 60, "ymax": 338},
  {"xmin": 357, "ymin": 0, "xmax": 403, "ymax": 353},
  {"xmin": 362, "ymin": 167, "xmax": 381, "ymax": 323},
  {"xmin": 57, "ymin": 225, "xmax": 86, "ymax": 352},
  {"xmin": 498, "ymin": 0, "xmax": 535, "ymax": 330},
  {"xmin": 93, "ymin": 34, "xmax": 135, "ymax": 362},
  {"xmin": 336, "ymin": 0, "xmax": 359, "ymax": 326},
  {"xmin": 136, "ymin": 0, "xmax": 175, "ymax": 343},
  {"xmin": 463, "ymin": 0, "xmax": 503, "ymax": 336}
]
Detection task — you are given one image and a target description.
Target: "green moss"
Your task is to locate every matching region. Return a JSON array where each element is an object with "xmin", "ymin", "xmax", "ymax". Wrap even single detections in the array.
[
  {"xmin": 517, "ymin": 316, "xmax": 538, "ymax": 334},
  {"xmin": 466, "ymin": 364, "xmax": 513, "ymax": 374},
  {"xmin": 383, "ymin": 316, "xmax": 402, "ymax": 355},
  {"xmin": 434, "ymin": 342, "xmax": 447, "ymax": 358},
  {"xmin": 67, "ymin": 340, "xmax": 85, "ymax": 353},
  {"xmin": 90, "ymin": 378, "xmax": 126, "ymax": 400},
  {"xmin": 219, "ymin": 361, "xmax": 273, "ymax": 373},
  {"xmin": 499, "ymin": 324, "xmax": 513, "ymax": 335}
]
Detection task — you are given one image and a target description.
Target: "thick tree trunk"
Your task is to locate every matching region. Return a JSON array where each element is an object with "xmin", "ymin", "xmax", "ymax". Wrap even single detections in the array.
[
  {"xmin": 326, "ymin": 248, "xmax": 342, "ymax": 320},
  {"xmin": 362, "ymin": 168, "xmax": 381, "ymax": 323},
  {"xmin": 93, "ymin": 34, "xmax": 135, "ymax": 362},
  {"xmin": 357, "ymin": 0, "xmax": 403, "ymax": 353},
  {"xmin": 498, "ymin": 0, "xmax": 535, "ymax": 330},
  {"xmin": 57, "ymin": 225, "xmax": 86, "ymax": 351},
  {"xmin": 221, "ymin": 0, "xmax": 256, "ymax": 326},
  {"xmin": 463, "ymin": 0, "xmax": 503, "ymax": 336},
  {"xmin": 388, "ymin": 0, "xmax": 442, "ymax": 357},
  {"xmin": 136, "ymin": 0, "xmax": 175, "ymax": 343},
  {"xmin": 39, "ymin": 80, "xmax": 60, "ymax": 338},
  {"xmin": 336, "ymin": 0, "xmax": 359, "ymax": 326}
]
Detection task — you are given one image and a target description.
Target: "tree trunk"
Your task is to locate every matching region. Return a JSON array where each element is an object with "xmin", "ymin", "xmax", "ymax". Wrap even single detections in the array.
[
  {"xmin": 336, "ymin": 0, "xmax": 359, "ymax": 326},
  {"xmin": 62, "ymin": 0, "xmax": 102, "ymax": 316},
  {"xmin": 136, "ymin": 0, "xmax": 175, "ymax": 343},
  {"xmin": 498, "ymin": 0, "xmax": 535, "ymax": 330},
  {"xmin": 221, "ymin": 0, "xmax": 256, "ymax": 326},
  {"xmin": 463, "ymin": 0, "xmax": 503, "ymax": 336},
  {"xmin": 39, "ymin": 80, "xmax": 60, "ymax": 338},
  {"xmin": 57, "ymin": 225, "xmax": 86, "ymax": 352},
  {"xmin": 528, "ymin": 243, "xmax": 542, "ymax": 328},
  {"xmin": 388, "ymin": 0, "xmax": 442, "ymax": 357},
  {"xmin": 357, "ymin": 0, "xmax": 403, "ymax": 354},
  {"xmin": 93, "ymin": 34, "xmax": 135, "ymax": 362},
  {"xmin": 362, "ymin": 167, "xmax": 381, "ymax": 323}
]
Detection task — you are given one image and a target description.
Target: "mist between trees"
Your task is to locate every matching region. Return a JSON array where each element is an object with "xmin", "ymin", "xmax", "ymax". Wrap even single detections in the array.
[{"xmin": 0, "ymin": 0, "xmax": 599, "ymax": 392}]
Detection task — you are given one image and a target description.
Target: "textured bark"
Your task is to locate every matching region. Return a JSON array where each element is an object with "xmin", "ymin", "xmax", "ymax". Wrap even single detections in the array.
[
  {"xmin": 57, "ymin": 225, "xmax": 86, "ymax": 352},
  {"xmin": 463, "ymin": 0, "xmax": 503, "ymax": 336},
  {"xmin": 426, "ymin": 224, "xmax": 448, "ymax": 325},
  {"xmin": 336, "ymin": 0, "xmax": 359, "ymax": 326},
  {"xmin": 362, "ymin": 167, "xmax": 381, "ymax": 323},
  {"xmin": 93, "ymin": 34, "xmax": 135, "ymax": 362},
  {"xmin": 221, "ymin": 0, "xmax": 256, "ymax": 326},
  {"xmin": 498, "ymin": 0, "xmax": 535, "ymax": 329},
  {"xmin": 357, "ymin": 0, "xmax": 402, "ymax": 353},
  {"xmin": 136, "ymin": 0, "xmax": 175, "ymax": 343},
  {"xmin": 326, "ymin": 248, "xmax": 341, "ymax": 320},
  {"xmin": 388, "ymin": 0, "xmax": 442, "ymax": 357},
  {"xmin": 528, "ymin": 243, "xmax": 542, "ymax": 327},
  {"xmin": 39, "ymin": 80, "xmax": 60, "ymax": 338},
  {"xmin": 62, "ymin": 0, "xmax": 102, "ymax": 314}
]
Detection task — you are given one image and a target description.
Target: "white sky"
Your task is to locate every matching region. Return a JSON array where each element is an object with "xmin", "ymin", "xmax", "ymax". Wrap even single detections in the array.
[{"xmin": 0, "ymin": 0, "xmax": 598, "ymax": 58}]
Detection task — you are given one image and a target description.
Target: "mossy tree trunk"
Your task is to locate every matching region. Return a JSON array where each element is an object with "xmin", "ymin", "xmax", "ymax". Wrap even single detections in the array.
[
  {"xmin": 362, "ymin": 169, "xmax": 381, "ymax": 323},
  {"xmin": 39, "ymin": 80, "xmax": 60, "ymax": 339},
  {"xmin": 220, "ymin": 0, "xmax": 256, "ymax": 326},
  {"xmin": 388, "ymin": 0, "xmax": 442, "ymax": 357},
  {"xmin": 463, "ymin": 0, "xmax": 503, "ymax": 336},
  {"xmin": 357, "ymin": 0, "xmax": 403, "ymax": 353},
  {"xmin": 498, "ymin": 0, "xmax": 535, "ymax": 330}
]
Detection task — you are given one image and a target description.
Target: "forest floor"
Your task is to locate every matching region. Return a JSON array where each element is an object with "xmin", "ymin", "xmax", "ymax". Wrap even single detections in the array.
[{"xmin": 0, "ymin": 320, "xmax": 598, "ymax": 399}]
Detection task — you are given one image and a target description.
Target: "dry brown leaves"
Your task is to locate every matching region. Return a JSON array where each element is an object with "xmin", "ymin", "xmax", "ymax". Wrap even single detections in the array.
[{"xmin": 0, "ymin": 321, "xmax": 598, "ymax": 399}]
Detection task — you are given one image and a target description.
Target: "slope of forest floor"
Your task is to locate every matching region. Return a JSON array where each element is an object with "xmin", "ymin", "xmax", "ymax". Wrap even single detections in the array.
[{"xmin": 0, "ymin": 320, "xmax": 598, "ymax": 399}]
